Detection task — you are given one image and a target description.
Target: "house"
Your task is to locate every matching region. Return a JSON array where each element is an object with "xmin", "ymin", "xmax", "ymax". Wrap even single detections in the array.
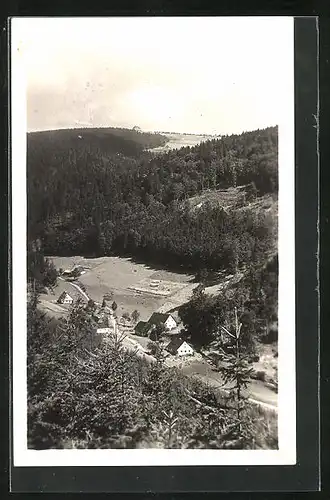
[
  {"xmin": 62, "ymin": 266, "xmax": 86, "ymax": 279},
  {"xmin": 148, "ymin": 312, "xmax": 177, "ymax": 331},
  {"xmin": 96, "ymin": 327, "xmax": 112, "ymax": 335},
  {"xmin": 94, "ymin": 309, "xmax": 117, "ymax": 336},
  {"xmin": 167, "ymin": 309, "xmax": 181, "ymax": 325},
  {"xmin": 72, "ymin": 266, "xmax": 86, "ymax": 277},
  {"xmin": 57, "ymin": 291, "xmax": 74, "ymax": 305},
  {"xmin": 134, "ymin": 312, "xmax": 178, "ymax": 337},
  {"xmin": 166, "ymin": 338, "xmax": 194, "ymax": 357},
  {"xmin": 134, "ymin": 321, "xmax": 153, "ymax": 337}
]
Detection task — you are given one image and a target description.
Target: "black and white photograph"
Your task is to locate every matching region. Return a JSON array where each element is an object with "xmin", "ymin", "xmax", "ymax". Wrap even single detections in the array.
[{"xmin": 11, "ymin": 16, "xmax": 296, "ymax": 467}]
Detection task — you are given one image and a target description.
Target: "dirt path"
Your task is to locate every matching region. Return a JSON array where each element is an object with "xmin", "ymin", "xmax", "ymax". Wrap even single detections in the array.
[
  {"xmin": 189, "ymin": 371, "xmax": 277, "ymax": 411},
  {"xmin": 179, "ymin": 359, "xmax": 277, "ymax": 410},
  {"xmin": 121, "ymin": 333, "xmax": 278, "ymax": 411}
]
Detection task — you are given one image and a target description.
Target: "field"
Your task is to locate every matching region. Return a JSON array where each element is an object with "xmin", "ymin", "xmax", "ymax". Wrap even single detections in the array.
[
  {"xmin": 43, "ymin": 255, "xmax": 197, "ymax": 321},
  {"xmin": 186, "ymin": 186, "xmax": 248, "ymax": 212},
  {"xmin": 149, "ymin": 132, "xmax": 216, "ymax": 152}
]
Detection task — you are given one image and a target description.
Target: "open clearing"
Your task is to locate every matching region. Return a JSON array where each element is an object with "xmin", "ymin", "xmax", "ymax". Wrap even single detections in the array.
[
  {"xmin": 149, "ymin": 132, "xmax": 216, "ymax": 152},
  {"xmin": 45, "ymin": 255, "xmax": 196, "ymax": 321}
]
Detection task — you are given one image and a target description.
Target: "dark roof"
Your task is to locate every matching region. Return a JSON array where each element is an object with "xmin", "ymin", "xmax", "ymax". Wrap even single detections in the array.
[
  {"xmin": 168, "ymin": 309, "xmax": 180, "ymax": 323},
  {"xmin": 58, "ymin": 291, "xmax": 72, "ymax": 301},
  {"xmin": 71, "ymin": 267, "xmax": 83, "ymax": 277},
  {"xmin": 149, "ymin": 312, "xmax": 174, "ymax": 326},
  {"xmin": 134, "ymin": 321, "xmax": 151, "ymax": 335},
  {"xmin": 166, "ymin": 337, "xmax": 185, "ymax": 354},
  {"xmin": 74, "ymin": 266, "xmax": 84, "ymax": 271}
]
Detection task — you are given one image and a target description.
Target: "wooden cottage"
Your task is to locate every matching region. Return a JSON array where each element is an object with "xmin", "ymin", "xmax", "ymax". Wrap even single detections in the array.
[
  {"xmin": 57, "ymin": 291, "xmax": 74, "ymax": 305},
  {"xmin": 166, "ymin": 338, "xmax": 194, "ymax": 357}
]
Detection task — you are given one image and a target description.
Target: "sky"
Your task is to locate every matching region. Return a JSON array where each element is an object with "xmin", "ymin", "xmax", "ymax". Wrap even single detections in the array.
[{"xmin": 15, "ymin": 17, "xmax": 294, "ymax": 135}]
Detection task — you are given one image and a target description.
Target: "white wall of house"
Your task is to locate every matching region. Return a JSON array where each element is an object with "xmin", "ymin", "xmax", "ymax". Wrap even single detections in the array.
[
  {"xmin": 177, "ymin": 342, "xmax": 194, "ymax": 356},
  {"xmin": 96, "ymin": 327, "xmax": 112, "ymax": 334},
  {"xmin": 165, "ymin": 315, "xmax": 177, "ymax": 330},
  {"xmin": 58, "ymin": 293, "xmax": 73, "ymax": 304}
]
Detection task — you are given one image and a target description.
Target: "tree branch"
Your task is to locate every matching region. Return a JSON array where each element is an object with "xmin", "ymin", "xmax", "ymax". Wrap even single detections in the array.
[{"xmin": 220, "ymin": 325, "xmax": 236, "ymax": 339}]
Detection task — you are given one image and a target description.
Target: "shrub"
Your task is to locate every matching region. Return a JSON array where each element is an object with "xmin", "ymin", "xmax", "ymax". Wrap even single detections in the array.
[
  {"xmin": 254, "ymin": 370, "xmax": 266, "ymax": 382},
  {"xmin": 260, "ymin": 323, "xmax": 278, "ymax": 344},
  {"xmin": 27, "ymin": 298, "xmax": 278, "ymax": 450},
  {"xmin": 147, "ymin": 341, "xmax": 161, "ymax": 357},
  {"xmin": 131, "ymin": 310, "xmax": 140, "ymax": 323}
]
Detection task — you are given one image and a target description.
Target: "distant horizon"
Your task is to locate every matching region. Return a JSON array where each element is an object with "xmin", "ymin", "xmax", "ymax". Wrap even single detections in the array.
[{"xmin": 27, "ymin": 123, "xmax": 278, "ymax": 137}]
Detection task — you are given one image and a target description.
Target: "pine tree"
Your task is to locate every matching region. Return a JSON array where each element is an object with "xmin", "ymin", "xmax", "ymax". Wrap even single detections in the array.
[
  {"xmin": 131, "ymin": 310, "xmax": 140, "ymax": 323},
  {"xmin": 219, "ymin": 308, "xmax": 254, "ymax": 440}
]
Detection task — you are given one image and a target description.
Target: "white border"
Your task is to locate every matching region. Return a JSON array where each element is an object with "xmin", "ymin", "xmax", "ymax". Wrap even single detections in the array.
[{"xmin": 11, "ymin": 16, "xmax": 296, "ymax": 467}]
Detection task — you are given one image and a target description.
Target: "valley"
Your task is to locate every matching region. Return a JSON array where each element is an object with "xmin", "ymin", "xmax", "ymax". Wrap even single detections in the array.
[
  {"xmin": 39, "ymin": 251, "xmax": 278, "ymax": 411},
  {"xmin": 27, "ymin": 124, "xmax": 279, "ymax": 450}
]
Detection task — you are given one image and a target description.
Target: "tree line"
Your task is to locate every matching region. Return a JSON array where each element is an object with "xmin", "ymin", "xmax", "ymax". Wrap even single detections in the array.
[{"xmin": 179, "ymin": 254, "xmax": 278, "ymax": 350}]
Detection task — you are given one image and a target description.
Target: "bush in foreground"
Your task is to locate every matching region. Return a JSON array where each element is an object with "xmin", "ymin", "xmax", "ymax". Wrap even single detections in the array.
[{"xmin": 27, "ymin": 300, "xmax": 278, "ymax": 450}]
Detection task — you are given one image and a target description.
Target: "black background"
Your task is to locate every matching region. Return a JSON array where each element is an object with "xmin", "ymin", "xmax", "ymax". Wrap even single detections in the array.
[{"xmin": 1, "ymin": 3, "xmax": 328, "ymax": 496}]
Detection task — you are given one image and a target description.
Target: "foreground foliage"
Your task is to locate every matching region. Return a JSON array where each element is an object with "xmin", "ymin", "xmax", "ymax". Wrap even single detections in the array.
[{"xmin": 27, "ymin": 298, "xmax": 278, "ymax": 450}]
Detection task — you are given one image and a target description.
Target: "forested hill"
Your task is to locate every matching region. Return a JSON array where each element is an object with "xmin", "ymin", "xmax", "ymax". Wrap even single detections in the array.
[
  {"xmin": 28, "ymin": 126, "xmax": 278, "ymax": 273},
  {"xmin": 28, "ymin": 127, "xmax": 168, "ymax": 160}
]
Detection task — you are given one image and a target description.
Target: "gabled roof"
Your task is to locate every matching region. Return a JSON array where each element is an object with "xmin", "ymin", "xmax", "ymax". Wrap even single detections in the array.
[
  {"xmin": 167, "ymin": 309, "xmax": 180, "ymax": 323},
  {"xmin": 166, "ymin": 337, "xmax": 185, "ymax": 354},
  {"xmin": 166, "ymin": 338, "xmax": 194, "ymax": 354},
  {"xmin": 58, "ymin": 291, "xmax": 73, "ymax": 301},
  {"xmin": 149, "ymin": 312, "xmax": 175, "ymax": 326},
  {"xmin": 134, "ymin": 321, "xmax": 152, "ymax": 336},
  {"xmin": 73, "ymin": 266, "xmax": 84, "ymax": 272}
]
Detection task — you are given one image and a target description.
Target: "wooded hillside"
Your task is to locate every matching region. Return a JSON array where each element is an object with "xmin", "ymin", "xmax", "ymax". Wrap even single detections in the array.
[{"xmin": 28, "ymin": 126, "xmax": 278, "ymax": 274}]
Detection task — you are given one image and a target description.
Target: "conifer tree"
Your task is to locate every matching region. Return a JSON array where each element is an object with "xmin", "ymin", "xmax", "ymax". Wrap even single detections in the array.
[
  {"xmin": 131, "ymin": 309, "xmax": 140, "ymax": 323},
  {"xmin": 219, "ymin": 308, "xmax": 254, "ymax": 439}
]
